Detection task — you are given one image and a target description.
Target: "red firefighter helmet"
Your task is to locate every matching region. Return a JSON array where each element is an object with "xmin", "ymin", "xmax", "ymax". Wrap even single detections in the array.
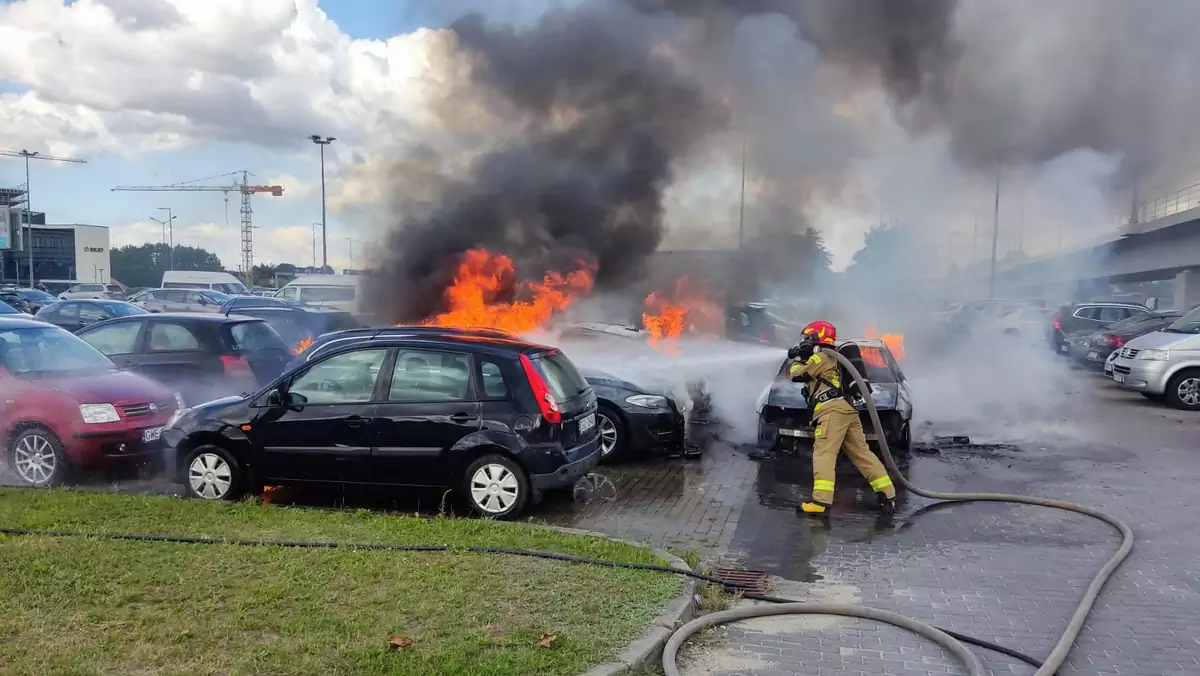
[{"xmin": 801, "ymin": 320, "xmax": 837, "ymax": 345}]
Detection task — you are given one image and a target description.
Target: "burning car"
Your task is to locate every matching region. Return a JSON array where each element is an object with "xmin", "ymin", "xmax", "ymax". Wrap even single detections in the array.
[{"xmin": 756, "ymin": 339, "xmax": 913, "ymax": 465}]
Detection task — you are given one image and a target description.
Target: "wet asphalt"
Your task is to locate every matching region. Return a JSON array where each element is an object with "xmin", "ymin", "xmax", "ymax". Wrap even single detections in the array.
[{"xmin": 4, "ymin": 363, "xmax": 1200, "ymax": 674}]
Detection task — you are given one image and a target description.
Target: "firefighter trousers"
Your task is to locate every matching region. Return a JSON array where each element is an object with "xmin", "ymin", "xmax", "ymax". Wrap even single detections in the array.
[{"xmin": 810, "ymin": 409, "xmax": 896, "ymax": 505}]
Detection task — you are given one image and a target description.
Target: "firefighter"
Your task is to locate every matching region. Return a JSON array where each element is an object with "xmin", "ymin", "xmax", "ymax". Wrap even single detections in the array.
[{"xmin": 788, "ymin": 320, "xmax": 896, "ymax": 517}]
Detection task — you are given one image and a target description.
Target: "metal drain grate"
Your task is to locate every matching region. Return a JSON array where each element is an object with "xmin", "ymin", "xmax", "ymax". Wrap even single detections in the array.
[{"xmin": 709, "ymin": 567, "xmax": 770, "ymax": 595}]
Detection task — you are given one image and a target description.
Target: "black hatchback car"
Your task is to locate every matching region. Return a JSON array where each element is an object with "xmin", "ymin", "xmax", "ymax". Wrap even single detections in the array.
[
  {"xmin": 75, "ymin": 313, "xmax": 291, "ymax": 405},
  {"xmin": 163, "ymin": 327, "xmax": 601, "ymax": 519}
]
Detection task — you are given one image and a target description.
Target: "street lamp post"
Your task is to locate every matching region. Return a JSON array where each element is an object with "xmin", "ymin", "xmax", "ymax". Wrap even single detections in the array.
[
  {"xmin": 149, "ymin": 207, "xmax": 176, "ymax": 271},
  {"xmin": 311, "ymin": 223, "xmax": 319, "ymax": 268},
  {"xmin": 346, "ymin": 236, "xmax": 354, "ymax": 270},
  {"xmin": 309, "ymin": 135, "xmax": 336, "ymax": 271},
  {"xmin": 1, "ymin": 149, "xmax": 87, "ymax": 287}
]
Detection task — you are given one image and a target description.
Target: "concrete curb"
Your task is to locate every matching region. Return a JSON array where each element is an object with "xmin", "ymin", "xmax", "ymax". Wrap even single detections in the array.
[{"xmin": 536, "ymin": 525, "xmax": 697, "ymax": 676}]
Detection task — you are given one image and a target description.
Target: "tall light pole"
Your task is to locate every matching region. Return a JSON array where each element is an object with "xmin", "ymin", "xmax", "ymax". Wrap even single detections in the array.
[
  {"xmin": 346, "ymin": 236, "xmax": 354, "ymax": 270},
  {"xmin": 311, "ymin": 223, "xmax": 319, "ymax": 268},
  {"xmin": 737, "ymin": 135, "xmax": 747, "ymax": 249},
  {"xmin": 1, "ymin": 149, "xmax": 87, "ymax": 287},
  {"xmin": 988, "ymin": 157, "xmax": 1002, "ymax": 299},
  {"xmin": 309, "ymin": 135, "xmax": 336, "ymax": 271},
  {"xmin": 149, "ymin": 207, "xmax": 176, "ymax": 271}
]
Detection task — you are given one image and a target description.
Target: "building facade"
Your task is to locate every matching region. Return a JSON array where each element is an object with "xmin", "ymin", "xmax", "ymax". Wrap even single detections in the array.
[{"xmin": 2, "ymin": 200, "xmax": 112, "ymax": 284}]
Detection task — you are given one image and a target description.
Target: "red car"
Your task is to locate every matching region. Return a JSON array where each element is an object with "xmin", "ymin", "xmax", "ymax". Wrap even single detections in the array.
[{"xmin": 0, "ymin": 317, "xmax": 180, "ymax": 486}]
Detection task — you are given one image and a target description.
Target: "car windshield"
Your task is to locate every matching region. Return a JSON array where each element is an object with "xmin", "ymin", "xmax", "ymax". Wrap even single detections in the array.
[
  {"xmin": 1166, "ymin": 308, "xmax": 1200, "ymax": 334},
  {"xmin": 102, "ymin": 302, "xmax": 148, "ymax": 317},
  {"xmin": 19, "ymin": 289, "xmax": 55, "ymax": 301},
  {"xmin": 776, "ymin": 345, "xmax": 897, "ymax": 383},
  {"xmin": 0, "ymin": 301, "xmax": 18, "ymax": 314},
  {"xmin": 213, "ymin": 283, "xmax": 250, "ymax": 295},
  {"xmin": 530, "ymin": 351, "xmax": 589, "ymax": 402},
  {"xmin": 0, "ymin": 326, "xmax": 115, "ymax": 378}
]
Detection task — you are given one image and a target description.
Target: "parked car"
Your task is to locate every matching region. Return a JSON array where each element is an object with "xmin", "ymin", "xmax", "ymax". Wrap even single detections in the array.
[
  {"xmin": 58, "ymin": 283, "xmax": 120, "ymax": 300},
  {"xmin": 75, "ymin": 313, "xmax": 291, "ymax": 407},
  {"xmin": 1050, "ymin": 302, "xmax": 1151, "ymax": 353},
  {"xmin": 1, "ymin": 287, "xmax": 58, "ymax": 314},
  {"xmin": 1071, "ymin": 311, "xmax": 1183, "ymax": 368},
  {"xmin": 0, "ymin": 299, "xmax": 22, "ymax": 315},
  {"xmin": 577, "ymin": 368, "xmax": 686, "ymax": 462},
  {"xmin": 725, "ymin": 301, "xmax": 806, "ymax": 346},
  {"xmin": 36, "ymin": 299, "xmax": 148, "ymax": 332},
  {"xmin": 163, "ymin": 327, "xmax": 601, "ymax": 519},
  {"xmin": 0, "ymin": 290, "xmax": 33, "ymax": 313},
  {"xmin": 218, "ymin": 296, "xmax": 292, "ymax": 313},
  {"xmin": 757, "ymin": 340, "xmax": 913, "ymax": 467},
  {"xmin": 226, "ymin": 305, "xmax": 361, "ymax": 355},
  {"xmin": 272, "ymin": 274, "xmax": 361, "ymax": 314},
  {"xmin": 0, "ymin": 317, "xmax": 180, "ymax": 486},
  {"xmin": 161, "ymin": 271, "xmax": 251, "ymax": 296},
  {"xmin": 1110, "ymin": 307, "xmax": 1200, "ymax": 410},
  {"xmin": 130, "ymin": 288, "xmax": 230, "ymax": 313},
  {"xmin": 104, "ymin": 284, "xmax": 127, "ymax": 301}
]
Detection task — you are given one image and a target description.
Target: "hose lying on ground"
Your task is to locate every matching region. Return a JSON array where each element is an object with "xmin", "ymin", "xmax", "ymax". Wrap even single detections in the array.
[
  {"xmin": 661, "ymin": 348, "xmax": 1135, "ymax": 676},
  {"xmin": 0, "ymin": 524, "xmax": 1044, "ymax": 670}
]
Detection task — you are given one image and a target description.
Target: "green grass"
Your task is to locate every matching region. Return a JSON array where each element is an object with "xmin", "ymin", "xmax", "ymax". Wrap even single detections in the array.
[{"xmin": 0, "ymin": 488, "xmax": 682, "ymax": 676}]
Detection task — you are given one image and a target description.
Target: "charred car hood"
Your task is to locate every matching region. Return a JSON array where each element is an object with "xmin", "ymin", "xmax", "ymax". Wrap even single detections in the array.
[{"xmin": 764, "ymin": 378, "xmax": 900, "ymax": 411}]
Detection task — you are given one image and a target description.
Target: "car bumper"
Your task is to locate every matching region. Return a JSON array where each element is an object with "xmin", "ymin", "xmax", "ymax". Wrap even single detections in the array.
[
  {"xmin": 1110, "ymin": 358, "xmax": 1170, "ymax": 393},
  {"xmin": 68, "ymin": 425, "xmax": 168, "ymax": 466},
  {"xmin": 623, "ymin": 406, "xmax": 685, "ymax": 452},
  {"xmin": 529, "ymin": 436, "xmax": 602, "ymax": 490}
]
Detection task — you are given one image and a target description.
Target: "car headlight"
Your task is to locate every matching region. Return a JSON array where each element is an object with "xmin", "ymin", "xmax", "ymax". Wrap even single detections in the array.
[
  {"xmin": 166, "ymin": 407, "xmax": 191, "ymax": 430},
  {"xmin": 625, "ymin": 394, "xmax": 669, "ymax": 409},
  {"xmin": 79, "ymin": 403, "xmax": 120, "ymax": 424},
  {"xmin": 1137, "ymin": 349, "xmax": 1169, "ymax": 361},
  {"xmin": 173, "ymin": 391, "xmax": 186, "ymax": 409}
]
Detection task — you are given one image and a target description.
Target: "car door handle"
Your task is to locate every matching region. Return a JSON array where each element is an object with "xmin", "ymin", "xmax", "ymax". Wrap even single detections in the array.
[
  {"xmin": 449, "ymin": 413, "xmax": 479, "ymax": 423},
  {"xmin": 344, "ymin": 415, "xmax": 372, "ymax": 428}
]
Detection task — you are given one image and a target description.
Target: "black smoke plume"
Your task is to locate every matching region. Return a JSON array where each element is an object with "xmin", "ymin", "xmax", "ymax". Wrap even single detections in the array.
[{"xmin": 369, "ymin": 2, "xmax": 721, "ymax": 323}]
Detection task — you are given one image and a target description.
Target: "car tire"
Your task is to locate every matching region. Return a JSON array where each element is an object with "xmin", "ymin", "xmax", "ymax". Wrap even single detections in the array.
[
  {"xmin": 1165, "ymin": 369, "xmax": 1200, "ymax": 411},
  {"xmin": 596, "ymin": 406, "xmax": 629, "ymax": 463},
  {"xmin": 462, "ymin": 453, "xmax": 530, "ymax": 520},
  {"xmin": 7, "ymin": 425, "xmax": 70, "ymax": 487},
  {"xmin": 182, "ymin": 445, "xmax": 246, "ymax": 501}
]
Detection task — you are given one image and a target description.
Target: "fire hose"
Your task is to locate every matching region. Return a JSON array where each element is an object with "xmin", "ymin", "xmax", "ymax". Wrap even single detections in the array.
[{"xmin": 661, "ymin": 347, "xmax": 1135, "ymax": 676}]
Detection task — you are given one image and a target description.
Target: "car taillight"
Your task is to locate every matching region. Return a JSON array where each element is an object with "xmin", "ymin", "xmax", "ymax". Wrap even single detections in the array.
[
  {"xmin": 221, "ymin": 355, "xmax": 253, "ymax": 377},
  {"xmin": 519, "ymin": 353, "xmax": 562, "ymax": 424},
  {"xmin": 1113, "ymin": 336, "xmax": 1124, "ymax": 347},
  {"xmin": 1052, "ymin": 314, "xmax": 1062, "ymax": 330}
]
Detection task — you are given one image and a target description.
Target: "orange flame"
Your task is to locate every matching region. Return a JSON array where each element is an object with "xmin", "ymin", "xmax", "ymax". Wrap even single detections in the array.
[
  {"xmin": 423, "ymin": 249, "xmax": 595, "ymax": 333},
  {"xmin": 294, "ymin": 337, "xmax": 314, "ymax": 355},
  {"xmin": 864, "ymin": 324, "xmax": 906, "ymax": 359},
  {"xmin": 641, "ymin": 278, "xmax": 723, "ymax": 350}
]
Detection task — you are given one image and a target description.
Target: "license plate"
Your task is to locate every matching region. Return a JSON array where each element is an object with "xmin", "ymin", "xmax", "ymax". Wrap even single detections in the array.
[
  {"xmin": 578, "ymin": 413, "xmax": 595, "ymax": 433},
  {"xmin": 779, "ymin": 428, "xmax": 808, "ymax": 438},
  {"xmin": 1060, "ymin": 343, "xmax": 1069, "ymax": 353},
  {"xmin": 1087, "ymin": 351, "xmax": 1099, "ymax": 360},
  {"xmin": 142, "ymin": 427, "xmax": 163, "ymax": 443},
  {"xmin": 1113, "ymin": 373, "xmax": 1125, "ymax": 383}
]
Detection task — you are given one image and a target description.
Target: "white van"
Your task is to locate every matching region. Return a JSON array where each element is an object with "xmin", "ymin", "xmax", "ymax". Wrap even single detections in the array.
[
  {"xmin": 273, "ymin": 274, "xmax": 361, "ymax": 313},
  {"xmin": 161, "ymin": 271, "xmax": 251, "ymax": 296}
]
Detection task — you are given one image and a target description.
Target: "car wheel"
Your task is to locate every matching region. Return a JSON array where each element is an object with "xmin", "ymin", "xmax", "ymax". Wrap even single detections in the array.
[
  {"xmin": 1165, "ymin": 369, "xmax": 1200, "ymax": 411},
  {"xmin": 8, "ymin": 426, "xmax": 70, "ymax": 487},
  {"xmin": 596, "ymin": 407, "xmax": 629, "ymax": 463},
  {"xmin": 183, "ymin": 445, "xmax": 245, "ymax": 501},
  {"xmin": 463, "ymin": 453, "xmax": 529, "ymax": 519}
]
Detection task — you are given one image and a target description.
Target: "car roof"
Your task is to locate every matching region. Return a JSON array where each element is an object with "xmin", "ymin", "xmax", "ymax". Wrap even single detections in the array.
[
  {"xmin": 107, "ymin": 312, "xmax": 264, "ymax": 324},
  {"xmin": 305, "ymin": 326, "xmax": 553, "ymax": 358},
  {"xmin": 1069, "ymin": 301, "xmax": 1149, "ymax": 308},
  {"xmin": 558, "ymin": 322, "xmax": 648, "ymax": 340},
  {"xmin": 0, "ymin": 316, "xmax": 55, "ymax": 329}
]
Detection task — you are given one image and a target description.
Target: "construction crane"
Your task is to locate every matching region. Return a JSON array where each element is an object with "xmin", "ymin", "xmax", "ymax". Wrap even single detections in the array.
[{"xmin": 113, "ymin": 171, "xmax": 283, "ymax": 282}]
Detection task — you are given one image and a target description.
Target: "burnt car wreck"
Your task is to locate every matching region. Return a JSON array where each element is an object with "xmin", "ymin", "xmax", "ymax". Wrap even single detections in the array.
[{"xmin": 756, "ymin": 339, "xmax": 913, "ymax": 467}]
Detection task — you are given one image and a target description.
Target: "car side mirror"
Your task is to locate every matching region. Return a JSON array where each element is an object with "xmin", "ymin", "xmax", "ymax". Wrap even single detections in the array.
[
  {"xmin": 267, "ymin": 387, "xmax": 306, "ymax": 411},
  {"xmin": 287, "ymin": 392, "xmax": 307, "ymax": 411}
]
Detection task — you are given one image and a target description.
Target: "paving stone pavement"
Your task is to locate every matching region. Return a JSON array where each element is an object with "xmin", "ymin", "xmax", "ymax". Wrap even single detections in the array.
[{"xmin": 543, "ymin": 376, "xmax": 1200, "ymax": 675}]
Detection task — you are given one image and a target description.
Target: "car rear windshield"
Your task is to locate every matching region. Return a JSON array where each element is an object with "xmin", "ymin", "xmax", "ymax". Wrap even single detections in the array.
[
  {"xmin": 19, "ymin": 289, "xmax": 55, "ymax": 301},
  {"xmin": 530, "ymin": 352, "xmax": 589, "ymax": 402},
  {"xmin": 228, "ymin": 320, "xmax": 288, "ymax": 352},
  {"xmin": 102, "ymin": 302, "xmax": 147, "ymax": 317},
  {"xmin": 299, "ymin": 286, "xmax": 356, "ymax": 302}
]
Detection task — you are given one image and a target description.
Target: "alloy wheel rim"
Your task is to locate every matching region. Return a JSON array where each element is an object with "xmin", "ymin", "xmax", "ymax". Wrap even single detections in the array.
[
  {"xmin": 188, "ymin": 453, "xmax": 232, "ymax": 499},
  {"xmin": 1179, "ymin": 378, "xmax": 1200, "ymax": 406},
  {"xmin": 598, "ymin": 414, "xmax": 619, "ymax": 456},
  {"xmin": 470, "ymin": 464, "xmax": 519, "ymax": 514},
  {"xmin": 13, "ymin": 434, "xmax": 56, "ymax": 485}
]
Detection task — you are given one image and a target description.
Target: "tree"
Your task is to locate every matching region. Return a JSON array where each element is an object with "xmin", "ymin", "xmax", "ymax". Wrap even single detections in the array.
[{"xmin": 111, "ymin": 243, "xmax": 224, "ymax": 288}]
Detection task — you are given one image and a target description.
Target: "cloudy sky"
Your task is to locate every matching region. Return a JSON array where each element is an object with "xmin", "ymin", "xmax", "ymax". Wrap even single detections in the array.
[
  {"xmin": 0, "ymin": 0, "xmax": 1166, "ymax": 276},
  {"xmin": 0, "ymin": 0, "xmax": 574, "ymax": 272}
]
